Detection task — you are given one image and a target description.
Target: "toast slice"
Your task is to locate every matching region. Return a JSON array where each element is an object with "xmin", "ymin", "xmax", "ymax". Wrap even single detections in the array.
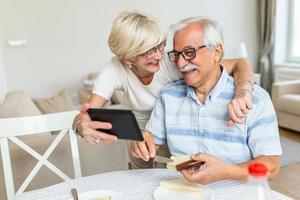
[
  {"xmin": 167, "ymin": 155, "xmax": 204, "ymax": 171},
  {"xmin": 160, "ymin": 178, "xmax": 203, "ymax": 193}
]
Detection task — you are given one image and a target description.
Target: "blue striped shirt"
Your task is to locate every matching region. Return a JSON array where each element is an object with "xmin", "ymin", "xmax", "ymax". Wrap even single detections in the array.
[{"xmin": 145, "ymin": 67, "xmax": 282, "ymax": 164}]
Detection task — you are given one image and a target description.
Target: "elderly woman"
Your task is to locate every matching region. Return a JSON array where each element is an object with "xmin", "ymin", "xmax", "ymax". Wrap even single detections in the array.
[{"xmin": 73, "ymin": 11, "xmax": 254, "ymax": 169}]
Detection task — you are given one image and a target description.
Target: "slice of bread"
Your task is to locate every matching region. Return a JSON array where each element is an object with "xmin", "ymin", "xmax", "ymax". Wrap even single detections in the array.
[
  {"xmin": 167, "ymin": 155, "xmax": 204, "ymax": 171},
  {"xmin": 166, "ymin": 155, "xmax": 191, "ymax": 170},
  {"xmin": 160, "ymin": 178, "xmax": 203, "ymax": 193},
  {"xmin": 91, "ymin": 196, "xmax": 111, "ymax": 200}
]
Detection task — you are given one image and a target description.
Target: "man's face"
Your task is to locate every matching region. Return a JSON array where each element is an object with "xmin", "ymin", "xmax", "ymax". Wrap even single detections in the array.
[{"xmin": 173, "ymin": 24, "xmax": 218, "ymax": 88}]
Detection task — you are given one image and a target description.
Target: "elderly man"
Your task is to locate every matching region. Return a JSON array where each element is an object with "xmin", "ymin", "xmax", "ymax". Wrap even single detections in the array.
[{"xmin": 130, "ymin": 17, "xmax": 282, "ymax": 184}]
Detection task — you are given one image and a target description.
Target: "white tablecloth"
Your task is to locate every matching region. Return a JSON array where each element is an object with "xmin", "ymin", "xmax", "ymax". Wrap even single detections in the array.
[{"xmin": 17, "ymin": 169, "xmax": 293, "ymax": 200}]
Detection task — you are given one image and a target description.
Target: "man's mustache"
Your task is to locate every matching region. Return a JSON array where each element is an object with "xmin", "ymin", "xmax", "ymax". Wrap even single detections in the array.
[{"xmin": 179, "ymin": 64, "xmax": 198, "ymax": 73}]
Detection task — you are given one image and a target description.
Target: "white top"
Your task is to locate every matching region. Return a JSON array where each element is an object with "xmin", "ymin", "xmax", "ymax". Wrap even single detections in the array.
[
  {"xmin": 17, "ymin": 169, "xmax": 292, "ymax": 200},
  {"xmin": 93, "ymin": 56, "xmax": 181, "ymax": 128}
]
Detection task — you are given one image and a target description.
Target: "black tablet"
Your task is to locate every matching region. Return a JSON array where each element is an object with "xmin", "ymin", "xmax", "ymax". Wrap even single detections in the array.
[{"xmin": 87, "ymin": 108, "xmax": 144, "ymax": 141}]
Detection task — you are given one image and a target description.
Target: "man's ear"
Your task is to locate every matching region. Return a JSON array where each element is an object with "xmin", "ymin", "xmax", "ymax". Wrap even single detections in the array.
[{"xmin": 214, "ymin": 43, "xmax": 223, "ymax": 63}]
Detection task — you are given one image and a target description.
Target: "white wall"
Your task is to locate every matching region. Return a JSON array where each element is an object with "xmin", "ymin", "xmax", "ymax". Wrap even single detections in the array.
[
  {"xmin": 0, "ymin": 41, "xmax": 8, "ymax": 103},
  {"xmin": 0, "ymin": 0, "xmax": 259, "ymax": 98}
]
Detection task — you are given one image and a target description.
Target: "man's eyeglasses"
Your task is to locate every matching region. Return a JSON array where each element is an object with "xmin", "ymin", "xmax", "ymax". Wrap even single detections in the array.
[
  {"xmin": 167, "ymin": 45, "xmax": 207, "ymax": 62},
  {"xmin": 142, "ymin": 40, "xmax": 166, "ymax": 59}
]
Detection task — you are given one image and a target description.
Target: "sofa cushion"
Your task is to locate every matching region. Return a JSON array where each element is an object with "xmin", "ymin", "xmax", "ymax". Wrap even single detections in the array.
[
  {"xmin": 33, "ymin": 91, "xmax": 74, "ymax": 114},
  {"xmin": 277, "ymin": 94, "xmax": 300, "ymax": 116},
  {"xmin": 0, "ymin": 91, "xmax": 42, "ymax": 118}
]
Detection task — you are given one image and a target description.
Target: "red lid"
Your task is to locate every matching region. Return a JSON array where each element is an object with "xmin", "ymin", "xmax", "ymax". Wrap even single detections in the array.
[{"xmin": 248, "ymin": 162, "xmax": 268, "ymax": 177}]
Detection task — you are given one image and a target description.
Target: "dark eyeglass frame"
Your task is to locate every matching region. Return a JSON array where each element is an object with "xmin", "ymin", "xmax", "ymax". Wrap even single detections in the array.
[
  {"xmin": 167, "ymin": 45, "xmax": 207, "ymax": 62},
  {"xmin": 141, "ymin": 40, "xmax": 166, "ymax": 59}
]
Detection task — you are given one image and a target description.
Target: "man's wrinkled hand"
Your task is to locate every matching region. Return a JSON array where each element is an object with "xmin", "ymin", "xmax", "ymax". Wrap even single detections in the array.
[
  {"xmin": 131, "ymin": 131, "xmax": 156, "ymax": 161},
  {"xmin": 180, "ymin": 153, "xmax": 233, "ymax": 184}
]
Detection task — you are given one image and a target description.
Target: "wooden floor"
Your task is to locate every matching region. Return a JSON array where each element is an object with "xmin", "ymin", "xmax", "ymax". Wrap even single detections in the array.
[
  {"xmin": 270, "ymin": 163, "xmax": 300, "ymax": 200},
  {"xmin": 270, "ymin": 128, "xmax": 300, "ymax": 200},
  {"xmin": 279, "ymin": 128, "xmax": 300, "ymax": 143}
]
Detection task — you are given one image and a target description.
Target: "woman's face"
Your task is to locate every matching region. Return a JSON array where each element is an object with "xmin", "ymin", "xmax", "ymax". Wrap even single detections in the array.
[{"xmin": 131, "ymin": 41, "xmax": 166, "ymax": 76}]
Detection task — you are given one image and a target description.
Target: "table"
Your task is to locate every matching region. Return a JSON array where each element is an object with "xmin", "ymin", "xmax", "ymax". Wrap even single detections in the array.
[
  {"xmin": 17, "ymin": 169, "xmax": 293, "ymax": 200},
  {"xmin": 270, "ymin": 163, "xmax": 300, "ymax": 199}
]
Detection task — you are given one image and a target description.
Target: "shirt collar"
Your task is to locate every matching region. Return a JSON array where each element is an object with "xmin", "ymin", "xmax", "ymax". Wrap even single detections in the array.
[{"xmin": 187, "ymin": 64, "xmax": 229, "ymax": 104}]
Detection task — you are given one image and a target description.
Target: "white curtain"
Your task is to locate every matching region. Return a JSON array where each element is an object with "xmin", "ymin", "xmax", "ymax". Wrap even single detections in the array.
[{"xmin": 258, "ymin": 0, "xmax": 276, "ymax": 92}]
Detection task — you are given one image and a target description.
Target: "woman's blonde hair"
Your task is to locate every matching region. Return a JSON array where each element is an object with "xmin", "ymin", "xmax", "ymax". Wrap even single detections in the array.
[{"xmin": 108, "ymin": 11, "xmax": 165, "ymax": 60}]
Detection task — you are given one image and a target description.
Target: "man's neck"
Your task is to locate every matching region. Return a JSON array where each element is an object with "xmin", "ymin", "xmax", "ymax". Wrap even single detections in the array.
[{"xmin": 194, "ymin": 64, "xmax": 222, "ymax": 104}]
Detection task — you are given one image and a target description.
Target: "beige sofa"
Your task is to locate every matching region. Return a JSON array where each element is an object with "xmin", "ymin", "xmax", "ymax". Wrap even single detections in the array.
[{"xmin": 272, "ymin": 80, "xmax": 300, "ymax": 132}]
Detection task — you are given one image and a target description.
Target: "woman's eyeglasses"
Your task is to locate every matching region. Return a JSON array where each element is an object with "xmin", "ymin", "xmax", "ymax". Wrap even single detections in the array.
[
  {"xmin": 167, "ymin": 45, "xmax": 207, "ymax": 62},
  {"xmin": 142, "ymin": 41, "xmax": 166, "ymax": 59}
]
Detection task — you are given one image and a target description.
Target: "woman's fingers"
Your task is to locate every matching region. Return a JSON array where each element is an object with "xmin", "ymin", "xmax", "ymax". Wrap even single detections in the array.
[
  {"xmin": 89, "ymin": 121, "xmax": 112, "ymax": 130},
  {"xmin": 227, "ymin": 103, "xmax": 244, "ymax": 125}
]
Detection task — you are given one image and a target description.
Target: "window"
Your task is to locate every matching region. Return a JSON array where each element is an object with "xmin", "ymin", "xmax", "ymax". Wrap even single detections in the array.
[{"xmin": 288, "ymin": 0, "xmax": 300, "ymax": 62}]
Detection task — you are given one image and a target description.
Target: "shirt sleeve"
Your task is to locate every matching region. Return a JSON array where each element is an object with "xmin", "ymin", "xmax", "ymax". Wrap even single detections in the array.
[
  {"xmin": 247, "ymin": 91, "xmax": 282, "ymax": 158},
  {"xmin": 145, "ymin": 95, "xmax": 167, "ymax": 145},
  {"xmin": 92, "ymin": 59, "xmax": 123, "ymax": 100}
]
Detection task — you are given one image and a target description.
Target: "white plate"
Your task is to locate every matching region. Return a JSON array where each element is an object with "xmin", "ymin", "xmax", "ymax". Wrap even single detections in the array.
[
  {"xmin": 69, "ymin": 189, "xmax": 123, "ymax": 200},
  {"xmin": 153, "ymin": 186, "xmax": 214, "ymax": 200}
]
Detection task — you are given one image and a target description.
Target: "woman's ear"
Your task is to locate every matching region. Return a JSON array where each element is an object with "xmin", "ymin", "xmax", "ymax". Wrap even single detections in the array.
[
  {"xmin": 123, "ymin": 59, "xmax": 132, "ymax": 65},
  {"xmin": 122, "ymin": 59, "xmax": 134, "ymax": 68},
  {"xmin": 214, "ymin": 43, "xmax": 224, "ymax": 63}
]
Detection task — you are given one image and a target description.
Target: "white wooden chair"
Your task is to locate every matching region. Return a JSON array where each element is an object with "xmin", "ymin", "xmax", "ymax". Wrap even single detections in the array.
[{"xmin": 0, "ymin": 111, "xmax": 81, "ymax": 200}]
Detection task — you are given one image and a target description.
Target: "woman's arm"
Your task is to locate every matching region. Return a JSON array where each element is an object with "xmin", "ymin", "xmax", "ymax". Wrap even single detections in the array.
[
  {"xmin": 222, "ymin": 58, "xmax": 254, "ymax": 126},
  {"xmin": 88, "ymin": 93, "xmax": 108, "ymax": 108},
  {"xmin": 73, "ymin": 58, "xmax": 123, "ymax": 144},
  {"xmin": 72, "ymin": 94, "xmax": 118, "ymax": 144},
  {"xmin": 222, "ymin": 58, "xmax": 254, "ymax": 84}
]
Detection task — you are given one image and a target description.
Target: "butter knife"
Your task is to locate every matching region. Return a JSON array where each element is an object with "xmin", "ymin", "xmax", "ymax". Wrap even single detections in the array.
[
  {"xmin": 154, "ymin": 155, "xmax": 173, "ymax": 163},
  {"xmin": 71, "ymin": 188, "xmax": 79, "ymax": 200}
]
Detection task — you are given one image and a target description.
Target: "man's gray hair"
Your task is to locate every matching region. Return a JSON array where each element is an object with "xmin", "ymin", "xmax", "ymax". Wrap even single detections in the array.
[{"xmin": 168, "ymin": 16, "xmax": 224, "ymax": 52}]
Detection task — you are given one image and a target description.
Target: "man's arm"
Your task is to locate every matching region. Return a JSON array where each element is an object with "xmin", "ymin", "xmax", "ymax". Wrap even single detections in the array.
[
  {"xmin": 180, "ymin": 153, "xmax": 280, "ymax": 184},
  {"xmin": 131, "ymin": 94, "xmax": 167, "ymax": 161},
  {"xmin": 222, "ymin": 58, "xmax": 254, "ymax": 126},
  {"xmin": 181, "ymin": 94, "xmax": 282, "ymax": 184},
  {"xmin": 231, "ymin": 155, "xmax": 280, "ymax": 181}
]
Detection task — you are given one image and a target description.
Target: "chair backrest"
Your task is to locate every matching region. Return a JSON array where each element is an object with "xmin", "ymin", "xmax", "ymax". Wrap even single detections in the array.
[{"xmin": 0, "ymin": 110, "xmax": 81, "ymax": 200}]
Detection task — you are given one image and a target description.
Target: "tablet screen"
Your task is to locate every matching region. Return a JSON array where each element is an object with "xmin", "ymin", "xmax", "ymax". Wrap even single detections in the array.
[{"xmin": 87, "ymin": 108, "xmax": 144, "ymax": 141}]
